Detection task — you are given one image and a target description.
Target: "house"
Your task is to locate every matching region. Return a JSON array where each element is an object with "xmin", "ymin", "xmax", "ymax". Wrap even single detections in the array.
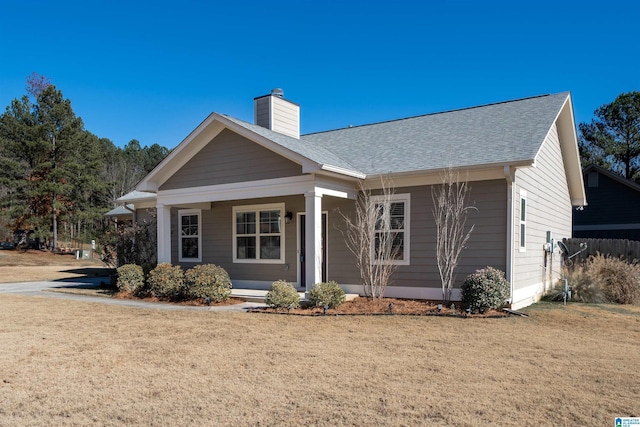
[
  {"xmin": 573, "ymin": 164, "xmax": 640, "ymax": 240},
  {"xmin": 117, "ymin": 90, "xmax": 585, "ymax": 310}
]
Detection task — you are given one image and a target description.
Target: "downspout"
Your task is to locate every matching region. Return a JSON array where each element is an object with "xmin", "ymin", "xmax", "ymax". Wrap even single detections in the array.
[{"xmin": 504, "ymin": 166, "xmax": 516, "ymax": 308}]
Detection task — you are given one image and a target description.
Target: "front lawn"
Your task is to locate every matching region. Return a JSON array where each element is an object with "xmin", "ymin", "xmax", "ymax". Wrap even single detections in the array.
[{"xmin": 0, "ymin": 296, "xmax": 638, "ymax": 426}]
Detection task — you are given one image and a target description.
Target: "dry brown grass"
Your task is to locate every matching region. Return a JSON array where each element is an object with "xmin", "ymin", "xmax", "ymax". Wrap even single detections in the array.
[
  {"xmin": 0, "ymin": 296, "xmax": 638, "ymax": 426},
  {"xmin": 0, "ymin": 250, "xmax": 109, "ymax": 283}
]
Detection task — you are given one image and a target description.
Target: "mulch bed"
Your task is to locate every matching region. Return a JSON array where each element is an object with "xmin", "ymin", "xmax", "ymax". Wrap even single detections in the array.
[
  {"xmin": 112, "ymin": 291, "xmax": 246, "ymax": 307},
  {"xmin": 111, "ymin": 290, "xmax": 507, "ymax": 317},
  {"xmin": 248, "ymin": 297, "xmax": 507, "ymax": 318}
]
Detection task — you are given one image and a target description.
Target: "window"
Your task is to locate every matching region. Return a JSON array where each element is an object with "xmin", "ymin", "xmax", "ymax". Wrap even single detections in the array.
[
  {"xmin": 179, "ymin": 209, "xmax": 201, "ymax": 262},
  {"xmin": 233, "ymin": 203, "xmax": 285, "ymax": 263},
  {"xmin": 519, "ymin": 190, "xmax": 527, "ymax": 251},
  {"xmin": 371, "ymin": 194, "xmax": 410, "ymax": 265}
]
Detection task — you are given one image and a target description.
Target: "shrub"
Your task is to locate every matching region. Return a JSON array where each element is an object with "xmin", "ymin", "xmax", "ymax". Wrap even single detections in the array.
[
  {"xmin": 545, "ymin": 264, "xmax": 607, "ymax": 303},
  {"xmin": 308, "ymin": 281, "xmax": 345, "ymax": 308},
  {"xmin": 116, "ymin": 264, "xmax": 145, "ymax": 294},
  {"xmin": 461, "ymin": 267, "xmax": 510, "ymax": 313},
  {"xmin": 265, "ymin": 280, "xmax": 300, "ymax": 309},
  {"xmin": 147, "ymin": 263, "xmax": 185, "ymax": 299},
  {"xmin": 589, "ymin": 255, "xmax": 640, "ymax": 305},
  {"xmin": 184, "ymin": 264, "xmax": 232, "ymax": 303}
]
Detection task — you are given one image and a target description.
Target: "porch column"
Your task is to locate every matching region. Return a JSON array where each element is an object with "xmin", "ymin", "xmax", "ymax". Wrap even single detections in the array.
[
  {"xmin": 304, "ymin": 191, "xmax": 323, "ymax": 292},
  {"xmin": 157, "ymin": 203, "xmax": 172, "ymax": 263}
]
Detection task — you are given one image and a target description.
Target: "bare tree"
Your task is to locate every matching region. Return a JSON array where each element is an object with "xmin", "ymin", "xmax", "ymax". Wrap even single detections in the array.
[
  {"xmin": 432, "ymin": 168, "xmax": 477, "ymax": 302},
  {"xmin": 342, "ymin": 178, "xmax": 400, "ymax": 300}
]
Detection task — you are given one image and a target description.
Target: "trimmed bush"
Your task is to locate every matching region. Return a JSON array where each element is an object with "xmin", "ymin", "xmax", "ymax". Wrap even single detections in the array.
[
  {"xmin": 116, "ymin": 264, "xmax": 145, "ymax": 294},
  {"xmin": 147, "ymin": 263, "xmax": 185, "ymax": 299},
  {"xmin": 265, "ymin": 280, "xmax": 300, "ymax": 309},
  {"xmin": 461, "ymin": 267, "xmax": 510, "ymax": 313},
  {"xmin": 309, "ymin": 281, "xmax": 345, "ymax": 308},
  {"xmin": 184, "ymin": 264, "xmax": 232, "ymax": 303}
]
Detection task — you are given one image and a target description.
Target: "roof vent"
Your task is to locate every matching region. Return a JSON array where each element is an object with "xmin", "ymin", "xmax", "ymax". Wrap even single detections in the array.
[{"xmin": 271, "ymin": 88, "xmax": 284, "ymax": 98}]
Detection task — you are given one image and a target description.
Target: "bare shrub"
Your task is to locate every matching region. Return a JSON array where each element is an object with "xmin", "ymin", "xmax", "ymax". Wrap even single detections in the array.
[
  {"xmin": 589, "ymin": 254, "xmax": 640, "ymax": 305},
  {"xmin": 432, "ymin": 168, "xmax": 476, "ymax": 302},
  {"xmin": 341, "ymin": 178, "xmax": 399, "ymax": 300},
  {"xmin": 101, "ymin": 208, "xmax": 157, "ymax": 268},
  {"xmin": 546, "ymin": 264, "xmax": 607, "ymax": 303}
]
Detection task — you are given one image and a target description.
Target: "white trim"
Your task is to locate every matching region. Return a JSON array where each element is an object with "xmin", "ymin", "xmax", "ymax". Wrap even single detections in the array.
[
  {"xmin": 340, "ymin": 284, "xmax": 462, "ymax": 301},
  {"xmin": 157, "ymin": 204, "xmax": 172, "ymax": 263},
  {"xmin": 364, "ymin": 165, "xmax": 528, "ymax": 190},
  {"xmin": 511, "ymin": 282, "xmax": 545, "ymax": 310},
  {"xmin": 370, "ymin": 193, "xmax": 411, "ymax": 266},
  {"xmin": 320, "ymin": 164, "xmax": 366, "ymax": 179},
  {"xmin": 232, "ymin": 203, "xmax": 285, "ymax": 264},
  {"xmin": 157, "ymin": 175, "xmax": 358, "ymax": 206},
  {"xmin": 519, "ymin": 189, "xmax": 527, "ymax": 252},
  {"xmin": 178, "ymin": 209, "xmax": 202, "ymax": 263}
]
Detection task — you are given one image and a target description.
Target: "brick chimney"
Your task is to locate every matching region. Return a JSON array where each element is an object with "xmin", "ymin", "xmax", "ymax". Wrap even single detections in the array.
[{"xmin": 254, "ymin": 88, "xmax": 300, "ymax": 139}]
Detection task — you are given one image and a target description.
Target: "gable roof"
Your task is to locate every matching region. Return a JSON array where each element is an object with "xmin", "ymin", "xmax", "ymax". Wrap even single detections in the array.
[
  {"xmin": 301, "ymin": 92, "xmax": 570, "ymax": 175},
  {"xmin": 136, "ymin": 92, "xmax": 583, "ymax": 204},
  {"xmin": 583, "ymin": 164, "xmax": 640, "ymax": 193}
]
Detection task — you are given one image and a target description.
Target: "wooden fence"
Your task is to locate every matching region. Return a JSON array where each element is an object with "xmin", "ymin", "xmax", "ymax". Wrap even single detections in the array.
[{"xmin": 562, "ymin": 238, "xmax": 640, "ymax": 263}]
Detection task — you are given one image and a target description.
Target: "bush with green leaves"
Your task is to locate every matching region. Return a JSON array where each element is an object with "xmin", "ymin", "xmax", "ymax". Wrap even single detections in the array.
[
  {"xmin": 265, "ymin": 280, "xmax": 300, "ymax": 309},
  {"xmin": 116, "ymin": 264, "xmax": 145, "ymax": 294},
  {"xmin": 147, "ymin": 263, "xmax": 185, "ymax": 299},
  {"xmin": 308, "ymin": 281, "xmax": 345, "ymax": 308},
  {"xmin": 184, "ymin": 264, "xmax": 232, "ymax": 303},
  {"xmin": 461, "ymin": 267, "xmax": 510, "ymax": 313}
]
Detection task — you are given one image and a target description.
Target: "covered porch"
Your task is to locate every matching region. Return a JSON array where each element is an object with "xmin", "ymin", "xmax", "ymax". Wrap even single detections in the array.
[{"xmin": 153, "ymin": 175, "xmax": 358, "ymax": 293}]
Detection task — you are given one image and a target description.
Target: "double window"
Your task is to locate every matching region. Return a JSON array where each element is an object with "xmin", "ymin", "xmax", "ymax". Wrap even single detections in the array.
[
  {"xmin": 233, "ymin": 203, "xmax": 285, "ymax": 263},
  {"xmin": 179, "ymin": 209, "xmax": 202, "ymax": 262},
  {"xmin": 371, "ymin": 194, "xmax": 410, "ymax": 265}
]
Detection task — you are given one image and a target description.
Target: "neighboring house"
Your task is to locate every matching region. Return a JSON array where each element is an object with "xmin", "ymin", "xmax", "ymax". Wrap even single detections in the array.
[
  {"xmin": 116, "ymin": 90, "xmax": 585, "ymax": 309},
  {"xmin": 573, "ymin": 164, "xmax": 640, "ymax": 240}
]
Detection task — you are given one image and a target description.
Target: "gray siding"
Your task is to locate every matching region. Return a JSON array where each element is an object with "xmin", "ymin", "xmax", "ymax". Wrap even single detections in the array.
[
  {"xmin": 325, "ymin": 181, "xmax": 507, "ymax": 289},
  {"xmin": 172, "ymin": 196, "xmax": 302, "ymax": 283},
  {"xmin": 513, "ymin": 123, "xmax": 572, "ymax": 291},
  {"xmin": 168, "ymin": 180, "xmax": 507, "ymax": 291},
  {"xmin": 160, "ymin": 129, "xmax": 302, "ymax": 191}
]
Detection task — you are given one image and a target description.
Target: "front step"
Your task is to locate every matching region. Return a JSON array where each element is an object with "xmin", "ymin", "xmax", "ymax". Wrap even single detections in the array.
[{"xmin": 230, "ymin": 288, "xmax": 359, "ymax": 304}]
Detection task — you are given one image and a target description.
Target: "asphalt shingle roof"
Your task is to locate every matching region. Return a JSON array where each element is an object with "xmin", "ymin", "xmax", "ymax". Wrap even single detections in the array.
[
  {"xmin": 301, "ymin": 92, "xmax": 569, "ymax": 175},
  {"xmin": 219, "ymin": 92, "xmax": 569, "ymax": 177}
]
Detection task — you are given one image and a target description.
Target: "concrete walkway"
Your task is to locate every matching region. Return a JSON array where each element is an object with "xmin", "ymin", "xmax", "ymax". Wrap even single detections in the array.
[{"xmin": 0, "ymin": 276, "xmax": 267, "ymax": 312}]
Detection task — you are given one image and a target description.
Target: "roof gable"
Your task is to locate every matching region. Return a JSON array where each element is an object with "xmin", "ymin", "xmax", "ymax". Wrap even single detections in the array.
[{"xmin": 136, "ymin": 92, "xmax": 582, "ymax": 197}]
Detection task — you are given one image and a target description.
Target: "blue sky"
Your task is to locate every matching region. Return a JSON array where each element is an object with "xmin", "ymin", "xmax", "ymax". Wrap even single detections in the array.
[{"xmin": 0, "ymin": 0, "xmax": 637, "ymax": 149}]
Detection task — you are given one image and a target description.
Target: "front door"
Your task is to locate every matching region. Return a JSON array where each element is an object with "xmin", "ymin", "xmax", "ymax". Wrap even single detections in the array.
[{"xmin": 299, "ymin": 213, "xmax": 327, "ymax": 289}]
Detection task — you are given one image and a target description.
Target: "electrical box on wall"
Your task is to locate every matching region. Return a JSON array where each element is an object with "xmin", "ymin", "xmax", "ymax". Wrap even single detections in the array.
[{"xmin": 545, "ymin": 231, "xmax": 555, "ymax": 253}]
